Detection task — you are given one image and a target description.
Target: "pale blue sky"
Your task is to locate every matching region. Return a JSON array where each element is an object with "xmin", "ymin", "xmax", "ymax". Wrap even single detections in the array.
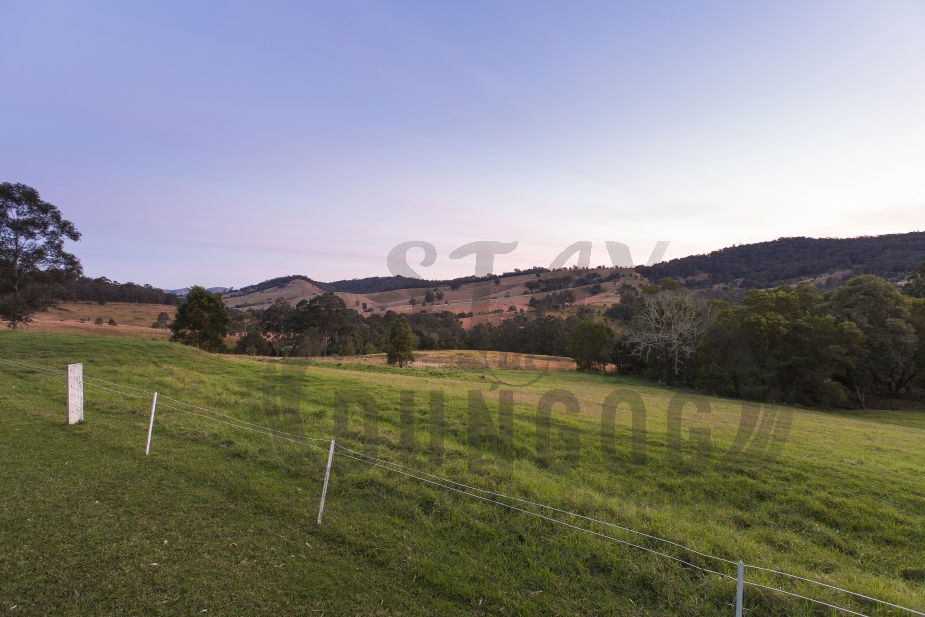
[{"xmin": 2, "ymin": 1, "xmax": 923, "ymax": 288}]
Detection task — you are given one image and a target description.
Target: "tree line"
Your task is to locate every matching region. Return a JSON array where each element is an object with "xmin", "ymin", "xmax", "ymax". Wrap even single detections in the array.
[
  {"xmin": 171, "ymin": 287, "xmax": 425, "ymax": 365},
  {"xmin": 173, "ymin": 285, "xmax": 589, "ymax": 360},
  {"xmin": 67, "ymin": 277, "xmax": 179, "ymax": 304},
  {"xmin": 173, "ymin": 263, "xmax": 925, "ymax": 408},
  {"xmin": 611, "ymin": 270, "xmax": 925, "ymax": 407}
]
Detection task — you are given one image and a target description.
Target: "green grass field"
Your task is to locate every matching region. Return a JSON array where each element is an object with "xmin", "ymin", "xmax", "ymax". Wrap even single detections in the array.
[{"xmin": 1, "ymin": 331, "xmax": 923, "ymax": 616}]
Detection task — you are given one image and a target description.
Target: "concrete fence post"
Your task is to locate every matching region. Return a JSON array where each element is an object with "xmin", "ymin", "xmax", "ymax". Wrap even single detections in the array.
[
  {"xmin": 317, "ymin": 439, "xmax": 335, "ymax": 524},
  {"xmin": 735, "ymin": 560, "xmax": 744, "ymax": 617},
  {"xmin": 67, "ymin": 363, "xmax": 83, "ymax": 424}
]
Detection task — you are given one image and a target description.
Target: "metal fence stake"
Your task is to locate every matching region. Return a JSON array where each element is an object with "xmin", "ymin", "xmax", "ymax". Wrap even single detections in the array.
[
  {"xmin": 145, "ymin": 392, "xmax": 159, "ymax": 455},
  {"xmin": 317, "ymin": 439, "xmax": 335, "ymax": 524}
]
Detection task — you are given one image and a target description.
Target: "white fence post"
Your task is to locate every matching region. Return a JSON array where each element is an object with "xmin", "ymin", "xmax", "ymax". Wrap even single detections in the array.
[
  {"xmin": 67, "ymin": 363, "xmax": 83, "ymax": 424},
  {"xmin": 317, "ymin": 439, "xmax": 335, "ymax": 524},
  {"xmin": 145, "ymin": 392, "xmax": 159, "ymax": 455},
  {"xmin": 735, "ymin": 560, "xmax": 744, "ymax": 617}
]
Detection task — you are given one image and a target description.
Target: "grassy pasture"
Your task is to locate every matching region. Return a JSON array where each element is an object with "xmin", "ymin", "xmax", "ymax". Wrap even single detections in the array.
[
  {"xmin": 40, "ymin": 301, "xmax": 176, "ymax": 327},
  {"xmin": 313, "ymin": 349, "xmax": 577, "ymax": 372},
  {"xmin": 24, "ymin": 302, "xmax": 175, "ymax": 340},
  {"xmin": 0, "ymin": 331, "xmax": 923, "ymax": 616}
]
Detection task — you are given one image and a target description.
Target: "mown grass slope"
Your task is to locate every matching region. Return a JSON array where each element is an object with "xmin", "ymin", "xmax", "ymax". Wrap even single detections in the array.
[{"xmin": 1, "ymin": 331, "xmax": 923, "ymax": 616}]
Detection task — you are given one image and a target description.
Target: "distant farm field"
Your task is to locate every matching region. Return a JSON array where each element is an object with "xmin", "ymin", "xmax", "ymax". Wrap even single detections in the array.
[
  {"xmin": 313, "ymin": 349, "xmax": 577, "ymax": 372},
  {"xmin": 24, "ymin": 302, "xmax": 175, "ymax": 340},
  {"xmin": 1, "ymin": 331, "xmax": 923, "ymax": 616}
]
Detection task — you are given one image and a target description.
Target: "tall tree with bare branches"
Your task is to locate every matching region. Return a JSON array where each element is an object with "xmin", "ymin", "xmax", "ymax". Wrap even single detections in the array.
[{"xmin": 626, "ymin": 292, "xmax": 712, "ymax": 384}]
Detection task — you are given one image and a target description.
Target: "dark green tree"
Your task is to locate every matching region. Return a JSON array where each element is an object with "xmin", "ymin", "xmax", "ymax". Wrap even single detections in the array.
[
  {"xmin": 386, "ymin": 315, "xmax": 415, "ymax": 367},
  {"xmin": 152, "ymin": 312, "xmax": 170, "ymax": 329},
  {"xmin": 568, "ymin": 319, "xmax": 614, "ymax": 372},
  {"xmin": 909, "ymin": 299, "xmax": 925, "ymax": 394},
  {"xmin": 828, "ymin": 275, "xmax": 921, "ymax": 402},
  {"xmin": 226, "ymin": 309, "xmax": 254, "ymax": 336},
  {"xmin": 170, "ymin": 286, "xmax": 230, "ymax": 352},
  {"xmin": 0, "ymin": 182, "xmax": 81, "ymax": 328},
  {"xmin": 234, "ymin": 328, "xmax": 273, "ymax": 356},
  {"xmin": 402, "ymin": 310, "xmax": 466, "ymax": 350},
  {"xmin": 521, "ymin": 315, "xmax": 570, "ymax": 356},
  {"xmin": 467, "ymin": 322, "xmax": 496, "ymax": 350},
  {"xmin": 258, "ymin": 298, "xmax": 296, "ymax": 355},
  {"xmin": 292, "ymin": 293, "xmax": 353, "ymax": 355},
  {"xmin": 694, "ymin": 284, "xmax": 862, "ymax": 405},
  {"xmin": 904, "ymin": 262, "xmax": 925, "ymax": 298},
  {"xmin": 659, "ymin": 278, "xmax": 681, "ymax": 291},
  {"xmin": 605, "ymin": 284, "xmax": 640, "ymax": 322}
]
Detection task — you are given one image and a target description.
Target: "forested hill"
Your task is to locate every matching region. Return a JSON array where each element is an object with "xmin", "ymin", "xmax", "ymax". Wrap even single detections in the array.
[
  {"xmin": 636, "ymin": 232, "xmax": 925, "ymax": 289},
  {"xmin": 225, "ymin": 267, "xmax": 552, "ymax": 297},
  {"xmin": 224, "ymin": 274, "xmax": 439, "ymax": 296},
  {"xmin": 324, "ymin": 267, "xmax": 549, "ymax": 293},
  {"xmin": 228, "ymin": 232, "xmax": 925, "ymax": 301}
]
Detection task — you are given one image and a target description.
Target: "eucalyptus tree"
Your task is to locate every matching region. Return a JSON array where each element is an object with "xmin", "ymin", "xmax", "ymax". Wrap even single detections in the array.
[
  {"xmin": 828, "ymin": 275, "xmax": 921, "ymax": 402},
  {"xmin": 0, "ymin": 182, "xmax": 81, "ymax": 328},
  {"xmin": 386, "ymin": 316, "xmax": 415, "ymax": 367}
]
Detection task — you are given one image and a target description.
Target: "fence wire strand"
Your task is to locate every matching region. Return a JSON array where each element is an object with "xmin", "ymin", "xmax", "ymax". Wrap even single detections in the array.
[
  {"xmin": 0, "ymin": 357, "xmax": 64, "ymax": 376},
  {"xmin": 332, "ymin": 448, "xmax": 736, "ymax": 581},
  {"xmin": 334, "ymin": 448, "xmax": 922, "ymax": 617},
  {"xmin": 333, "ymin": 443, "xmax": 737, "ymax": 567},
  {"xmin": 157, "ymin": 402, "xmax": 330, "ymax": 453},
  {"xmin": 744, "ymin": 564, "xmax": 925, "ymax": 616},
  {"xmin": 744, "ymin": 580, "xmax": 872, "ymax": 617},
  {"xmin": 84, "ymin": 375, "xmax": 150, "ymax": 395},
  {"xmin": 157, "ymin": 394, "xmax": 331, "ymax": 443},
  {"xmin": 85, "ymin": 381, "xmax": 150, "ymax": 400},
  {"xmin": 3, "ymin": 355, "xmax": 923, "ymax": 616}
]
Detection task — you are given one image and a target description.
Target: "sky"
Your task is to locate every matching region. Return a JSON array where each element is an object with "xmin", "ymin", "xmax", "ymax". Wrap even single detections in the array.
[{"xmin": 2, "ymin": 0, "xmax": 924, "ymax": 289}]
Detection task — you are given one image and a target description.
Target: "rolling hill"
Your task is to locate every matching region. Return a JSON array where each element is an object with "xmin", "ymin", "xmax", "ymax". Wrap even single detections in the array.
[
  {"xmin": 223, "ymin": 267, "xmax": 641, "ymax": 326},
  {"xmin": 221, "ymin": 232, "xmax": 925, "ymax": 321},
  {"xmin": 164, "ymin": 286, "xmax": 231, "ymax": 296},
  {"xmin": 637, "ymin": 232, "xmax": 925, "ymax": 290}
]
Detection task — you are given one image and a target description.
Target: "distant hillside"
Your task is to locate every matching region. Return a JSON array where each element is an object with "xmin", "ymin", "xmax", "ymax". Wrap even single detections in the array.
[
  {"xmin": 224, "ymin": 231, "xmax": 925, "ymax": 315},
  {"xmin": 226, "ymin": 274, "xmax": 447, "ymax": 296},
  {"xmin": 167, "ymin": 286, "xmax": 231, "ymax": 296},
  {"xmin": 323, "ymin": 267, "xmax": 550, "ymax": 294},
  {"xmin": 221, "ymin": 276, "xmax": 313, "ymax": 297},
  {"xmin": 636, "ymin": 232, "xmax": 925, "ymax": 289},
  {"xmin": 225, "ymin": 268, "xmax": 555, "ymax": 299},
  {"xmin": 222, "ymin": 266, "xmax": 638, "ymax": 325},
  {"xmin": 223, "ymin": 278, "xmax": 329, "ymax": 309}
]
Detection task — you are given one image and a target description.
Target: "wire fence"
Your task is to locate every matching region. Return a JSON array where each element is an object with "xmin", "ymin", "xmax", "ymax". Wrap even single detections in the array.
[{"xmin": 1, "ymin": 355, "xmax": 923, "ymax": 617}]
